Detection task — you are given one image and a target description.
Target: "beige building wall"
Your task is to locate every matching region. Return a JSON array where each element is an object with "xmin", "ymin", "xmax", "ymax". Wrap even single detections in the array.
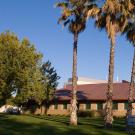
[
  {"xmin": 91, "ymin": 103, "xmax": 97, "ymax": 110},
  {"xmin": 79, "ymin": 104, "xmax": 85, "ymax": 110},
  {"xmin": 113, "ymin": 103, "xmax": 126, "ymax": 117},
  {"xmin": 24, "ymin": 102, "xmax": 135, "ymax": 117},
  {"xmin": 47, "ymin": 104, "xmax": 70, "ymax": 115}
]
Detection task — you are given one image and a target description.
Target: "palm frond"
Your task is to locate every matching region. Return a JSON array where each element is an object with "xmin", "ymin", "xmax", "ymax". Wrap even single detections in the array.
[
  {"xmin": 56, "ymin": 2, "xmax": 72, "ymax": 24},
  {"xmin": 95, "ymin": 13, "xmax": 106, "ymax": 30},
  {"xmin": 55, "ymin": 2, "xmax": 68, "ymax": 8},
  {"xmin": 126, "ymin": 23, "xmax": 135, "ymax": 46},
  {"xmin": 87, "ymin": 5, "xmax": 100, "ymax": 20},
  {"xmin": 64, "ymin": 19, "xmax": 71, "ymax": 26},
  {"xmin": 56, "ymin": 0, "xmax": 96, "ymax": 34},
  {"xmin": 95, "ymin": 0, "xmax": 135, "ymax": 40}
]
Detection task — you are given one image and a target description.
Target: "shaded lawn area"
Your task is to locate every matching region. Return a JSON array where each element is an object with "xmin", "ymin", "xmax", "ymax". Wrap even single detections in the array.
[{"xmin": 0, "ymin": 114, "xmax": 135, "ymax": 135}]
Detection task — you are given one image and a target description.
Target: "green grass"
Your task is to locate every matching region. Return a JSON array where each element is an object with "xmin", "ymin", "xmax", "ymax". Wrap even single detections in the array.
[{"xmin": 0, "ymin": 114, "xmax": 134, "ymax": 135}]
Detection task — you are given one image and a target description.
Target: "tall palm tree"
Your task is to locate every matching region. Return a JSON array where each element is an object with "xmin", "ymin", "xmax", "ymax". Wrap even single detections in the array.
[
  {"xmin": 125, "ymin": 20, "xmax": 135, "ymax": 117},
  {"xmin": 56, "ymin": 0, "xmax": 98, "ymax": 125},
  {"xmin": 91, "ymin": 0, "xmax": 134, "ymax": 128}
]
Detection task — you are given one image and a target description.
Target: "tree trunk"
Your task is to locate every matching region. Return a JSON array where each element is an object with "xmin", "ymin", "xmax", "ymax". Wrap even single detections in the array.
[
  {"xmin": 70, "ymin": 33, "xmax": 78, "ymax": 126},
  {"xmin": 127, "ymin": 47, "xmax": 135, "ymax": 117},
  {"xmin": 45, "ymin": 107, "xmax": 48, "ymax": 115},
  {"xmin": 40, "ymin": 105, "xmax": 43, "ymax": 115},
  {"xmin": 45, "ymin": 104, "xmax": 49, "ymax": 115},
  {"xmin": 104, "ymin": 38, "xmax": 115, "ymax": 128}
]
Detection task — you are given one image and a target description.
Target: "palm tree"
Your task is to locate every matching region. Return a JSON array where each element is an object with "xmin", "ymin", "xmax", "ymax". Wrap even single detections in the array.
[
  {"xmin": 56, "ymin": 0, "xmax": 98, "ymax": 125},
  {"xmin": 125, "ymin": 21, "xmax": 135, "ymax": 117},
  {"xmin": 91, "ymin": 0, "xmax": 134, "ymax": 128},
  {"xmin": 121, "ymin": 0, "xmax": 135, "ymax": 122}
]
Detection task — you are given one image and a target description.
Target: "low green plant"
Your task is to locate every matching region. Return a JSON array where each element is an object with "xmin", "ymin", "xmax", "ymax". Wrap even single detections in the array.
[{"xmin": 77, "ymin": 110, "xmax": 98, "ymax": 117}]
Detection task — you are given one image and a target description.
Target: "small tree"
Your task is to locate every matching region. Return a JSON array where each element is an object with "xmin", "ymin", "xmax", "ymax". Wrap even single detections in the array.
[
  {"xmin": 0, "ymin": 32, "xmax": 42, "ymax": 106},
  {"xmin": 0, "ymin": 32, "xmax": 46, "ymax": 110},
  {"xmin": 40, "ymin": 61, "xmax": 60, "ymax": 115},
  {"xmin": 0, "ymin": 32, "xmax": 20, "ymax": 105}
]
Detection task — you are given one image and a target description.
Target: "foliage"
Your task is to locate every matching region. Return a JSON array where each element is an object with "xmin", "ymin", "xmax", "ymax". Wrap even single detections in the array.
[
  {"xmin": 0, "ymin": 32, "xmax": 20, "ymax": 105},
  {"xmin": 40, "ymin": 61, "xmax": 60, "ymax": 113},
  {"xmin": 0, "ymin": 31, "xmax": 60, "ymax": 112},
  {"xmin": 0, "ymin": 32, "xmax": 43, "ymax": 107},
  {"xmin": 78, "ymin": 110, "xmax": 104, "ymax": 117},
  {"xmin": 95, "ymin": 0, "xmax": 134, "ymax": 41},
  {"xmin": 56, "ymin": 0, "xmax": 98, "ymax": 35},
  {"xmin": 123, "ymin": 15, "xmax": 135, "ymax": 46},
  {"xmin": 15, "ymin": 69, "xmax": 46, "ymax": 106}
]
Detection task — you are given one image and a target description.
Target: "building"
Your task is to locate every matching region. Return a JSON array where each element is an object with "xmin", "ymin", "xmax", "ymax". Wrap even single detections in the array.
[
  {"xmin": 65, "ymin": 77, "xmax": 108, "ymax": 85},
  {"xmin": 44, "ymin": 79, "xmax": 135, "ymax": 117},
  {"xmin": 31, "ymin": 77, "xmax": 134, "ymax": 117}
]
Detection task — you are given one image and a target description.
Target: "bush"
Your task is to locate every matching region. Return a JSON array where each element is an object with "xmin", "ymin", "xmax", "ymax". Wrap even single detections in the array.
[
  {"xmin": 78, "ymin": 110, "xmax": 98, "ymax": 117},
  {"xmin": 113, "ymin": 115, "xmax": 126, "ymax": 119}
]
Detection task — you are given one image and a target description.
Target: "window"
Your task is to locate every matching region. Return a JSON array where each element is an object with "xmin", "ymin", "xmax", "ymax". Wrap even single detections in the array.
[
  {"xmin": 54, "ymin": 104, "xmax": 58, "ymax": 109},
  {"xmin": 97, "ymin": 103, "xmax": 103, "ymax": 110},
  {"xmin": 86, "ymin": 103, "xmax": 91, "ymax": 110},
  {"xmin": 77, "ymin": 104, "xmax": 80, "ymax": 110},
  {"xmin": 113, "ymin": 102, "xmax": 118, "ymax": 110},
  {"xmin": 63, "ymin": 104, "xmax": 67, "ymax": 109},
  {"xmin": 124, "ymin": 102, "xmax": 128, "ymax": 110}
]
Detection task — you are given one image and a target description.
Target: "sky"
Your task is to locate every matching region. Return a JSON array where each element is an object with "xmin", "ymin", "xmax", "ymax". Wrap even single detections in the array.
[{"xmin": 0, "ymin": 0, "xmax": 134, "ymax": 88}]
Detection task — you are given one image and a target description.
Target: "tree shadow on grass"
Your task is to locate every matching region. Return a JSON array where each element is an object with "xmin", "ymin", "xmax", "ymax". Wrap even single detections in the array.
[
  {"xmin": 30, "ymin": 115, "xmax": 103, "ymax": 125},
  {"xmin": 29, "ymin": 115, "xmax": 131, "ymax": 133},
  {"xmin": 30, "ymin": 114, "xmax": 70, "ymax": 125},
  {"xmin": 0, "ymin": 114, "xmax": 93, "ymax": 135},
  {"xmin": 0, "ymin": 114, "xmax": 134, "ymax": 135},
  {"xmin": 28, "ymin": 115, "xmax": 135, "ymax": 134}
]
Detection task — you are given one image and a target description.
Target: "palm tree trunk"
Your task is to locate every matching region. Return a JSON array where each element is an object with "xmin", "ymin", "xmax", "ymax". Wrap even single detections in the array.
[
  {"xmin": 127, "ymin": 47, "xmax": 135, "ymax": 117},
  {"xmin": 104, "ymin": 38, "xmax": 115, "ymax": 128},
  {"xmin": 70, "ymin": 33, "xmax": 78, "ymax": 126}
]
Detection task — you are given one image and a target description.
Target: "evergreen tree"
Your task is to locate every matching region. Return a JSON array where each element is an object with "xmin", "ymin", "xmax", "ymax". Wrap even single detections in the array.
[{"xmin": 40, "ymin": 61, "xmax": 60, "ymax": 115}]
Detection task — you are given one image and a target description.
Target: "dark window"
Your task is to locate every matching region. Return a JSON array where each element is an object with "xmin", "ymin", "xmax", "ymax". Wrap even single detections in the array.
[
  {"xmin": 113, "ymin": 102, "xmax": 118, "ymax": 110},
  {"xmin": 97, "ymin": 103, "xmax": 103, "ymax": 110},
  {"xmin": 86, "ymin": 103, "xmax": 91, "ymax": 110},
  {"xmin": 54, "ymin": 104, "xmax": 58, "ymax": 109},
  {"xmin": 77, "ymin": 104, "xmax": 80, "ymax": 110},
  {"xmin": 63, "ymin": 104, "xmax": 67, "ymax": 109},
  {"xmin": 124, "ymin": 102, "xmax": 128, "ymax": 110}
]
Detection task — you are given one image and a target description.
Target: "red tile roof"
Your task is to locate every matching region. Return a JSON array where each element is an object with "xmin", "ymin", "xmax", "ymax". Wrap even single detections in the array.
[{"xmin": 55, "ymin": 83, "xmax": 131, "ymax": 101}]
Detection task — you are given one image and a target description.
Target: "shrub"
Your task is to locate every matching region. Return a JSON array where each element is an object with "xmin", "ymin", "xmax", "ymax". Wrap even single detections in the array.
[
  {"xmin": 113, "ymin": 115, "xmax": 126, "ymax": 119},
  {"xmin": 77, "ymin": 110, "xmax": 98, "ymax": 117}
]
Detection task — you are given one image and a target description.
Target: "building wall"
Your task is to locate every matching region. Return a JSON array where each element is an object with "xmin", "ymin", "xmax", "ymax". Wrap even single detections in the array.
[
  {"xmin": 67, "ymin": 77, "xmax": 108, "ymax": 85},
  {"xmin": 47, "ymin": 104, "xmax": 70, "ymax": 115},
  {"xmin": 45, "ymin": 102, "xmax": 135, "ymax": 117}
]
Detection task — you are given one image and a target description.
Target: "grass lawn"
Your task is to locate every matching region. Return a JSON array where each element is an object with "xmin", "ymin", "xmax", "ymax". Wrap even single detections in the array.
[{"xmin": 0, "ymin": 114, "xmax": 135, "ymax": 135}]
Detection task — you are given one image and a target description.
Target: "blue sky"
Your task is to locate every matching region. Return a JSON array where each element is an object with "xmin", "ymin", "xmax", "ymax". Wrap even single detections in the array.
[{"xmin": 0, "ymin": 0, "xmax": 134, "ymax": 87}]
